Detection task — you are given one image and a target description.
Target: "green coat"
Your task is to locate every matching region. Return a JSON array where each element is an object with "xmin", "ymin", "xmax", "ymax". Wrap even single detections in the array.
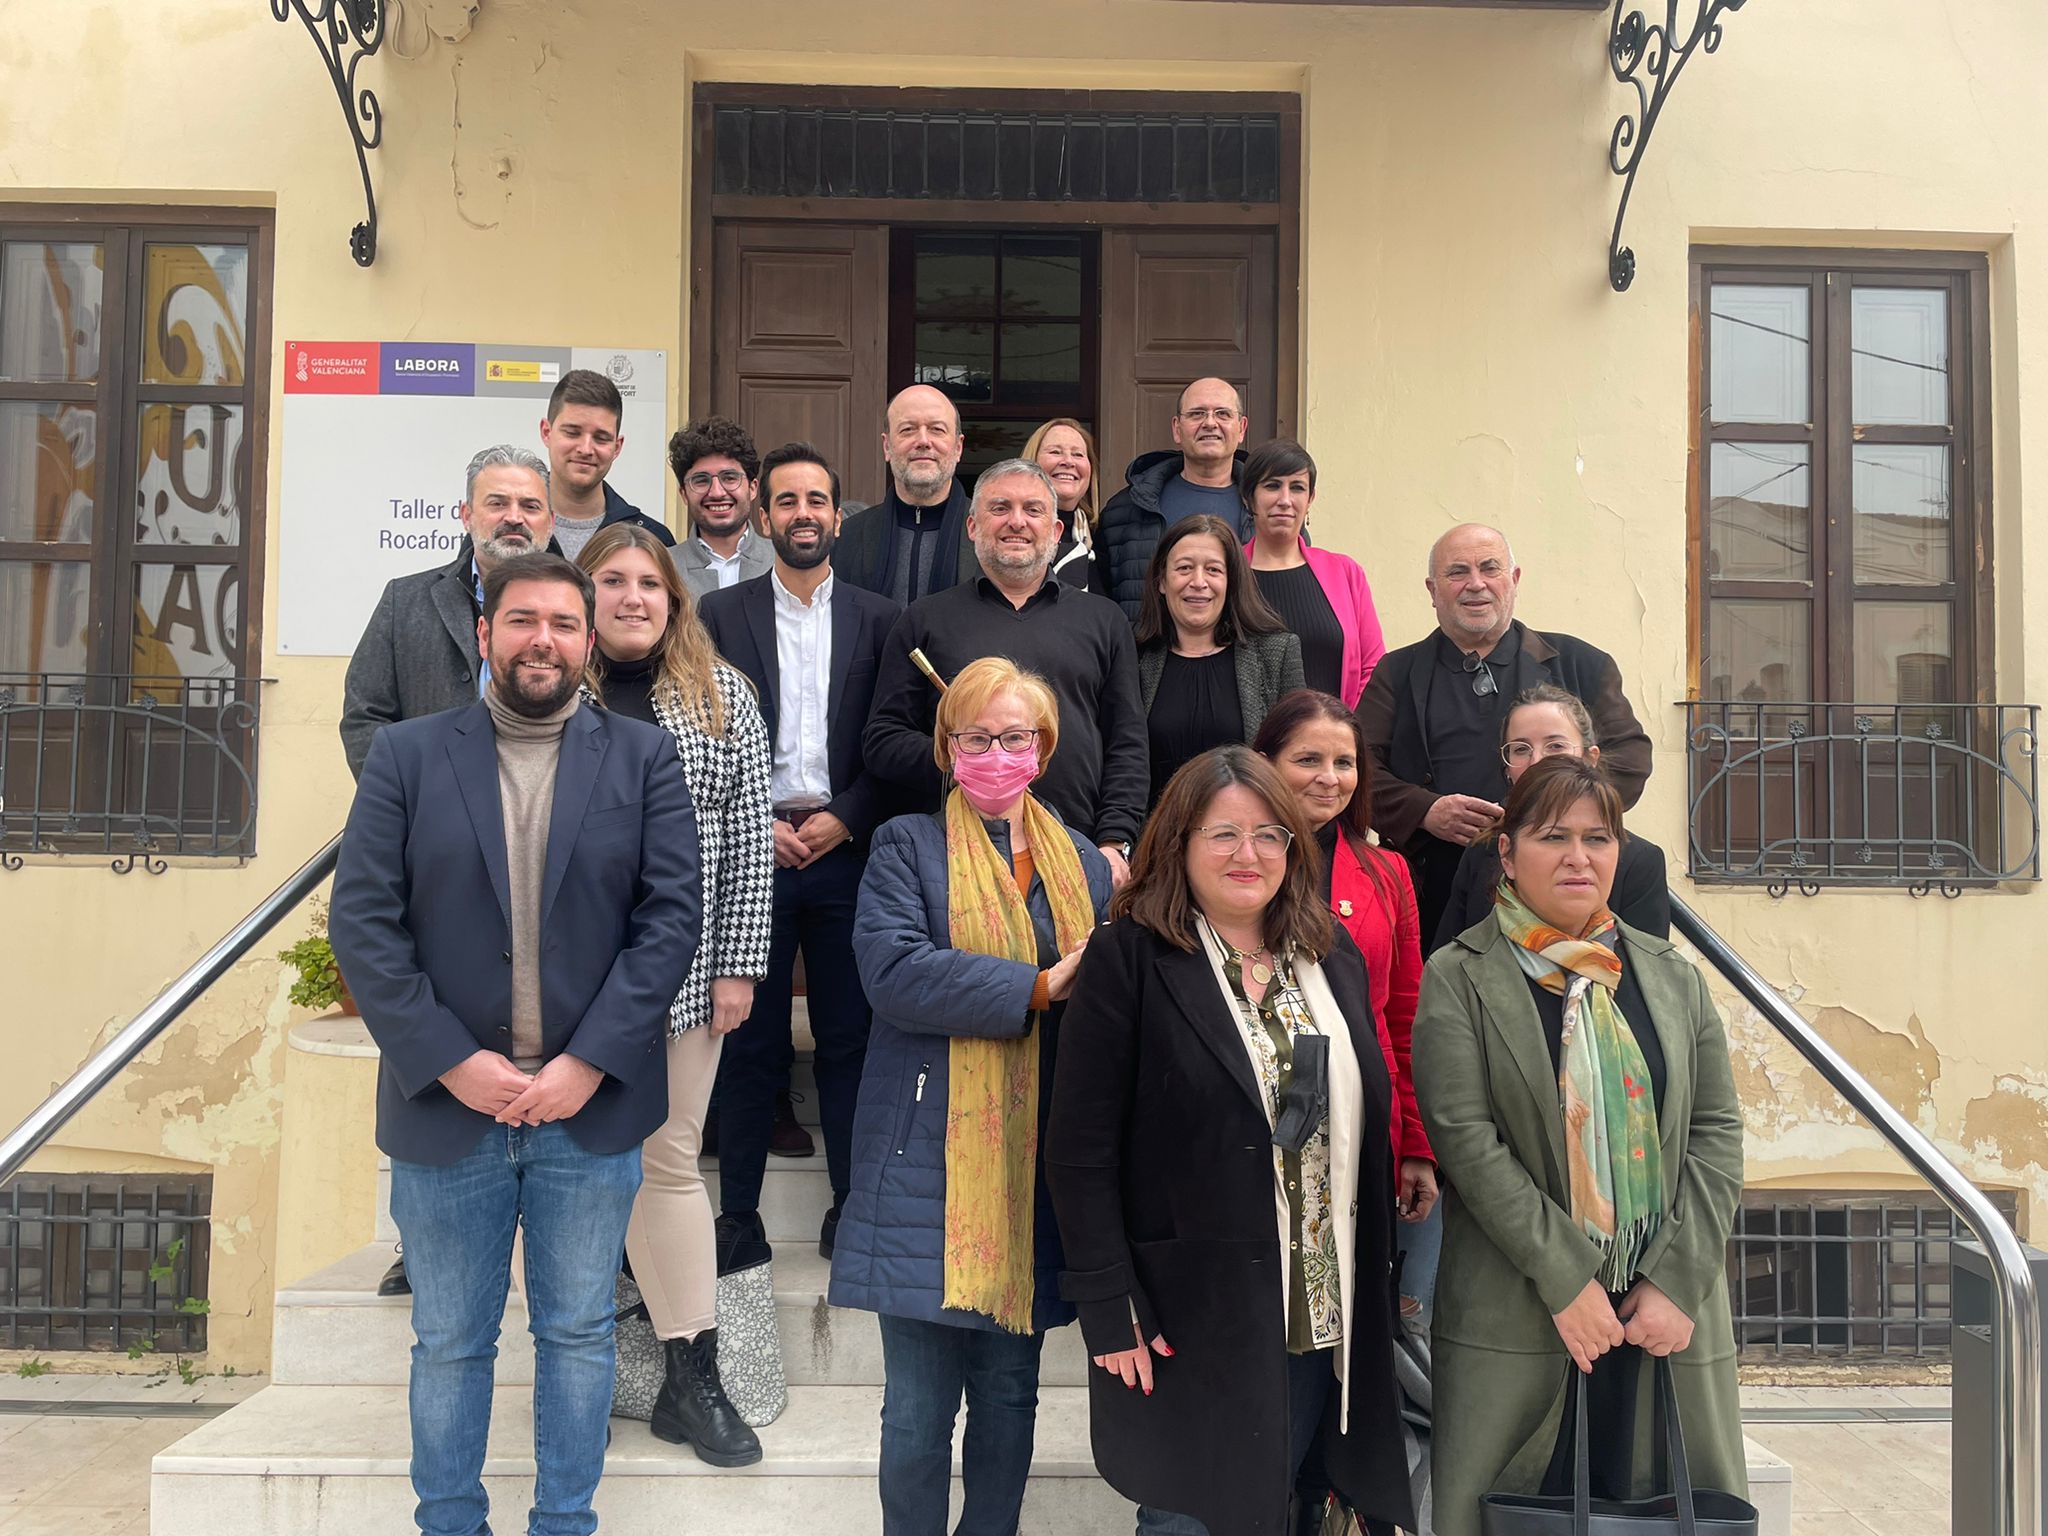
[{"xmin": 1413, "ymin": 918, "xmax": 1748, "ymax": 1536}]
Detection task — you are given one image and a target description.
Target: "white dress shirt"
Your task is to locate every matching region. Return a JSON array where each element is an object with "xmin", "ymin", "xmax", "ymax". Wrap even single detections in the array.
[
  {"xmin": 771, "ymin": 568, "xmax": 835, "ymax": 811},
  {"xmin": 699, "ymin": 529, "xmax": 757, "ymax": 589}
]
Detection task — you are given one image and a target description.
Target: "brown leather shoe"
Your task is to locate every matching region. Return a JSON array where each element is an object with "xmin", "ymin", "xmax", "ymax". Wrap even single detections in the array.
[{"xmin": 767, "ymin": 1090, "xmax": 815, "ymax": 1158}]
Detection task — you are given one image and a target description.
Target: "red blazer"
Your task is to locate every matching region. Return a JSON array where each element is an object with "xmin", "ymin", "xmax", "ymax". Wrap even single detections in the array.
[{"xmin": 1329, "ymin": 832, "xmax": 1431, "ymax": 1169}]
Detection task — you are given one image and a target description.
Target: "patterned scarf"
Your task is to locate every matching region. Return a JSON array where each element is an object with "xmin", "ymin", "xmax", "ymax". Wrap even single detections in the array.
[
  {"xmin": 942, "ymin": 788, "xmax": 1096, "ymax": 1332},
  {"xmin": 1494, "ymin": 881, "xmax": 1662, "ymax": 1292}
]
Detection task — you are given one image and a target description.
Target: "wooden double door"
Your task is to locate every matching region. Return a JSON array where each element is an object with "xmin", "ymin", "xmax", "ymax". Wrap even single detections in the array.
[{"xmin": 708, "ymin": 219, "xmax": 1283, "ymax": 504}]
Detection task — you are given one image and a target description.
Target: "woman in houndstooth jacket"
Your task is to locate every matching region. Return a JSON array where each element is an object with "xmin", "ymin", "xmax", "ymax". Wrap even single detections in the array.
[{"xmin": 578, "ymin": 523, "xmax": 775, "ymax": 1467}]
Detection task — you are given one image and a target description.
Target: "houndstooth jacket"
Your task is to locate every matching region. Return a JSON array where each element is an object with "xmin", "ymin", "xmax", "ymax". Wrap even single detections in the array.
[{"xmin": 645, "ymin": 663, "xmax": 774, "ymax": 1034}]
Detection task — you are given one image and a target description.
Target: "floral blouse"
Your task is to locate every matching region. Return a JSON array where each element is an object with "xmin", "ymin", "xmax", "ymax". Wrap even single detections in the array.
[{"xmin": 1223, "ymin": 954, "xmax": 1343, "ymax": 1353}]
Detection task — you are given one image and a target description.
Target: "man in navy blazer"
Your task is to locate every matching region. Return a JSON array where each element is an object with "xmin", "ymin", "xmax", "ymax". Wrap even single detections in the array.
[
  {"xmin": 697, "ymin": 442, "xmax": 901, "ymax": 1263},
  {"xmin": 331, "ymin": 550, "xmax": 699, "ymax": 1536}
]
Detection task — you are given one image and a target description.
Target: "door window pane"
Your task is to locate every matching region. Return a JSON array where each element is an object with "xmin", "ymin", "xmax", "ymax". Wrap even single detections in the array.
[
  {"xmin": 1852, "ymin": 287, "xmax": 1948, "ymax": 426},
  {"xmin": 1710, "ymin": 284, "xmax": 1809, "ymax": 425},
  {"xmin": 1853, "ymin": 601, "xmax": 1952, "ymax": 703},
  {"xmin": 135, "ymin": 404, "xmax": 245, "ymax": 547},
  {"xmin": 1709, "ymin": 442, "xmax": 1810, "ymax": 582},
  {"xmin": 141, "ymin": 243, "xmax": 249, "ymax": 387},
  {"xmin": 999, "ymin": 323, "xmax": 1081, "ymax": 406},
  {"xmin": 1707, "ymin": 599, "xmax": 1811, "ymax": 702},
  {"xmin": 1001, "ymin": 236, "xmax": 1082, "ymax": 317},
  {"xmin": 0, "ymin": 242, "xmax": 103, "ymax": 383},
  {"xmin": 0, "ymin": 401, "xmax": 96, "ymax": 543},
  {"xmin": 131, "ymin": 562, "xmax": 242, "ymax": 681},
  {"xmin": 915, "ymin": 236, "xmax": 995, "ymax": 317},
  {"xmin": 913, "ymin": 321, "xmax": 993, "ymax": 402},
  {"xmin": 1852, "ymin": 444, "xmax": 1950, "ymax": 586},
  {"xmin": 0, "ymin": 560, "xmax": 92, "ymax": 674}
]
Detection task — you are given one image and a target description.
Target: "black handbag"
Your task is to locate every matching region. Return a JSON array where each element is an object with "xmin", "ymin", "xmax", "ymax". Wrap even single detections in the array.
[{"xmin": 1480, "ymin": 1358, "xmax": 1758, "ymax": 1536}]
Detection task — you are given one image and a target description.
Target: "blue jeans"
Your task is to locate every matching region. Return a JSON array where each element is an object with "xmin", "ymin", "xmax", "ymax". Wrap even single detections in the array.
[
  {"xmin": 877, "ymin": 1312, "xmax": 1046, "ymax": 1536},
  {"xmin": 390, "ymin": 1121, "xmax": 643, "ymax": 1536},
  {"xmin": 1135, "ymin": 1348, "xmax": 1335, "ymax": 1535},
  {"xmin": 1398, "ymin": 1199, "xmax": 1445, "ymax": 1317}
]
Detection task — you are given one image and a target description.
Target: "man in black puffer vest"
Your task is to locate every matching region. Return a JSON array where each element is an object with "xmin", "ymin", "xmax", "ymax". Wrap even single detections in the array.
[{"xmin": 1097, "ymin": 377, "xmax": 1250, "ymax": 621}]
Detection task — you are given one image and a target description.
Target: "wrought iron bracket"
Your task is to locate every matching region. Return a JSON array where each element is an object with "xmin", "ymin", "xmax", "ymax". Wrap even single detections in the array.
[
  {"xmin": 1606, "ymin": 0, "xmax": 1748, "ymax": 292},
  {"xmin": 274, "ymin": 0, "xmax": 386, "ymax": 266}
]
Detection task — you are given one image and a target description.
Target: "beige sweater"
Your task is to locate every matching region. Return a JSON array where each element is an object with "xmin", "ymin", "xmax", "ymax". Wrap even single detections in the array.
[{"xmin": 484, "ymin": 687, "xmax": 579, "ymax": 1070}]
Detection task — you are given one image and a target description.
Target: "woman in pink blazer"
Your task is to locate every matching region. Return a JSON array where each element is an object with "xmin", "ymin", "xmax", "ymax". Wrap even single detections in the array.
[{"xmin": 1240, "ymin": 438, "xmax": 1386, "ymax": 709}]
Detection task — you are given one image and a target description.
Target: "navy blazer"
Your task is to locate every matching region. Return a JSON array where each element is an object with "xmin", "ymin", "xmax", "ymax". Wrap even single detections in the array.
[
  {"xmin": 697, "ymin": 570, "xmax": 903, "ymax": 846},
  {"xmin": 330, "ymin": 701, "xmax": 701, "ymax": 1166}
]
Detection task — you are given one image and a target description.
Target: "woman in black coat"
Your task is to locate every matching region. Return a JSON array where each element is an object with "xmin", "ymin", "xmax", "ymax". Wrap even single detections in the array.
[
  {"xmin": 1134, "ymin": 515, "xmax": 1306, "ymax": 807},
  {"xmin": 1047, "ymin": 745, "xmax": 1413, "ymax": 1536}
]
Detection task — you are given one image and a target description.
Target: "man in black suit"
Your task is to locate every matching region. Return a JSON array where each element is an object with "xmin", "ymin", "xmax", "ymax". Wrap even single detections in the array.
[
  {"xmin": 330, "ymin": 550, "xmax": 699, "ymax": 1536},
  {"xmin": 698, "ymin": 442, "xmax": 901, "ymax": 1262}
]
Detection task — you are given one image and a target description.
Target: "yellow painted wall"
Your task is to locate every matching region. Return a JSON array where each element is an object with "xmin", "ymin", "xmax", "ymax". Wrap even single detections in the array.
[{"xmin": 2, "ymin": 0, "xmax": 2043, "ymax": 1370}]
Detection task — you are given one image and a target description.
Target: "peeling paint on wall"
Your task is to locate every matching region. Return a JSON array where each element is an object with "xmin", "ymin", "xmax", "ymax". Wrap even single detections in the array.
[{"xmin": 1963, "ymin": 1076, "xmax": 2048, "ymax": 1174}]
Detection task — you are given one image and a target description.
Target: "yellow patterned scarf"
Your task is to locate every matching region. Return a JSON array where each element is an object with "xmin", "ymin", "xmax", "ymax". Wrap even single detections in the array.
[{"xmin": 942, "ymin": 788, "xmax": 1096, "ymax": 1332}]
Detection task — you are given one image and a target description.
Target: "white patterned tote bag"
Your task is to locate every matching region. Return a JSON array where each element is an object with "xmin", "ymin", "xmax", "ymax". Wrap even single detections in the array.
[{"xmin": 610, "ymin": 1257, "xmax": 786, "ymax": 1427}]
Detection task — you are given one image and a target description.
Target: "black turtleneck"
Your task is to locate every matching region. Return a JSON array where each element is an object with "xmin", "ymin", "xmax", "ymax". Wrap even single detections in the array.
[{"xmin": 597, "ymin": 648, "xmax": 661, "ymax": 725}]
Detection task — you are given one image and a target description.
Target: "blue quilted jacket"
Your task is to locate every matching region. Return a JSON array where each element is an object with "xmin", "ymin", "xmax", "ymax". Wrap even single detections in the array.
[{"xmin": 828, "ymin": 807, "xmax": 1113, "ymax": 1334}]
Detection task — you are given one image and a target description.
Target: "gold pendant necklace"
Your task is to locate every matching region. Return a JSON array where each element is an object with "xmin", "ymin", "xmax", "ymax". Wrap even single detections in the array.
[{"xmin": 1219, "ymin": 932, "xmax": 1275, "ymax": 987}]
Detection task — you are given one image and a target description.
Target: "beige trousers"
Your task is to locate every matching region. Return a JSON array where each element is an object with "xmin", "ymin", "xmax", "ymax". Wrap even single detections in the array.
[{"xmin": 622, "ymin": 1024, "xmax": 723, "ymax": 1341}]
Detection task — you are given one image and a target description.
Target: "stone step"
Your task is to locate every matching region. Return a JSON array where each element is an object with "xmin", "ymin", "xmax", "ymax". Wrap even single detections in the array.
[
  {"xmin": 150, "ymin": 1381, "xmax": 1134, "ymax": 1535},
  {"xmin": 273, "ymin": 1242, "xmax": 1090, "ymax": 1390}
]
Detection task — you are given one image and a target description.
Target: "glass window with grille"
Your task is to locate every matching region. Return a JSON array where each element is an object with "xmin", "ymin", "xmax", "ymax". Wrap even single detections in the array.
[
  {"xmin": 891, "ymin": 230, "xmax": 1097, "ymax": 485},
  {"xmin": 1700, "ymin": 260, "xmax": 1979, "ymax": 713},
  {"xmin": 0, "ymin": 210, "xmax": 269, "ymax": 862}
]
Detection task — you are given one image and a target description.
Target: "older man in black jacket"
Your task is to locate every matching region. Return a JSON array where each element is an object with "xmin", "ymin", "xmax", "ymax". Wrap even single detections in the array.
[{"xmin": 1357, "ymin": 522, "xmax": 1652, "ymax": 942}]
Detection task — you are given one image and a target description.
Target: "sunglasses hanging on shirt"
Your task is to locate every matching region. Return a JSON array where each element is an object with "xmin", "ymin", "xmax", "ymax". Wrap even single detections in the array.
[{"xmin": 1462, "ymin": 651, "xmax": 1498, "ymax": 697}]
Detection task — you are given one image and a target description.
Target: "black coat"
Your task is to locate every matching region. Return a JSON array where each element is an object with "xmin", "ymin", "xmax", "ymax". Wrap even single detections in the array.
[
  {"xmin": 835, "ymin": 482, "xmax": 975, "ymax": 600},
  {"xmin": 696, "ymin": 571, "xmax": 904, "ymax": 846},
  {"xmin": 1046, "ymin": 918, "xmax": 1415, "ymax": 1536}
]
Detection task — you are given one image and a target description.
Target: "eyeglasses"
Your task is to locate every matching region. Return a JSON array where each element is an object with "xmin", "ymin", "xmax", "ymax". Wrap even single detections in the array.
[
  {"xmin": 948, "ymin": 728, "xmax": 1040, "ymax": 755},
  {"xmin": 1191, "ymin": 823, "xmax": 1295, "ymax": 856},
  {"xmin": 1178, "ymin": 407, "xmax": 1240, "ymax": 425},
  {"xmin": 1462, "ymin": 652, "xmax": 1497, "ymax": 697},
  {"xmin": 1503, "ymin": 740, "xmax": 1579, "ymax": 767},
  {"xmin": 684, "ymin": 469, "xmax": 748, "ymax": 492}
]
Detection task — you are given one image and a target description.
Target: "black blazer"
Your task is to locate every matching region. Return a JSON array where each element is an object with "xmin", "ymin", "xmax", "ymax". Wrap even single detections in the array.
[
  {"xmin": 330, "ymin": 702, "xmax": 701, "ymax": 1166},
  {"xmin": 1046, "ymin": 918, "xmax": 1413, "ymax": 1536},
  {"xmin": 697, "ymin": 571, "xmax": 903, "ymax": 847}
]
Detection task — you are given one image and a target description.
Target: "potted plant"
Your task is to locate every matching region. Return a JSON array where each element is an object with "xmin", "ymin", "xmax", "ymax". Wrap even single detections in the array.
[{"xmin": 278, "ymin": 897, "xmax": 356, "ymax": 1015}]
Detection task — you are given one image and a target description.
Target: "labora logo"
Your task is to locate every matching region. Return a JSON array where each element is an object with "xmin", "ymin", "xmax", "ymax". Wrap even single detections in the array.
[{"xmin": 394, "ymin": 357, "xmax": 462, "ymax": 374}]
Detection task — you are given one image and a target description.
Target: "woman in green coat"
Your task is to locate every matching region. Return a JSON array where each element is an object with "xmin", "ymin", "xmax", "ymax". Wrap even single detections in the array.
[{"xmin": 1413, "ymin": 756, "xmax": 1746, "ymax": 1536}]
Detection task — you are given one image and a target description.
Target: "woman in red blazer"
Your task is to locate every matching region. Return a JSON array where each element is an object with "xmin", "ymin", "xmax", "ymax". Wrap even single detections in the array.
[{"xmin": 1255, "ymin": 690, "xmax": 1436, "ymax": 1224}]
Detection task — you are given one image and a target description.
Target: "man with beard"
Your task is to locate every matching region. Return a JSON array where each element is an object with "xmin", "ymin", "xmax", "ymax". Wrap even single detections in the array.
[
  {"xmin": 340, "ymin": 443, "xmax": 555, "ymax": 1294},
  {"xmin": 331, "ymin": 549, "xmax": 698, "ymax": 1536},
  {"xmin": 1358, "ymin": 521, "xmax": 1653, "ymax": 940},
  {"xmin": 697, "ymin": 442, "xmax": 901, "ymax": 1261},
  {"xmin": 537, "ymin": 369, "xmax": 674, "ymax": 563},
  {"xmin": 669, "ymin": 414, "xmax": 773, "ymax": 596},
  {"xmin": 836, "ymin": 384, "xmax": 976, "ymax": 603},
  {"xmin": 862, "ymin": 458, "xmax": 1147, "ymax": 887},
  {"xmin": 1097, "ymin": 376, "xmax": 1252, "ymax": 621}
]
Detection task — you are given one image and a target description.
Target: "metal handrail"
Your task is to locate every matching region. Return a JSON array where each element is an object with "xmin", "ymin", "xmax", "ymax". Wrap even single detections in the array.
[
  {"xmin": 0, "ymin": 834, "xmax": 341, "ymax": 1186},
  {"xmin": 1672, "ymin": 892, "xmax": 2041, "ymax": 1536}
]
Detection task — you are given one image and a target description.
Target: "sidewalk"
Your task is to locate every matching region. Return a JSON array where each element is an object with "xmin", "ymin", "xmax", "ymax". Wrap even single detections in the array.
[{"xmin": 0, "ymin": 1376, "xmax": 1953, "ymax": 1535}]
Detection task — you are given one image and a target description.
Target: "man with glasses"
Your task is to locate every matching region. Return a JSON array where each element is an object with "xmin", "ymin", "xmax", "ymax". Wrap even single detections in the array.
[
  {"xmin": 1097, "ymin": 377, "xmax": 1252, "ymax": 622},
  {"xmin": 669, "ymin": 415, "xmax": 774, "ymax": 596},
  {"xmin": 1356, "ymin": 522, "xmax": 1652, "ymax": 942},
  {"xmin": 863, "ymin": 458, "xmax": 1148, "ymax": 887}
]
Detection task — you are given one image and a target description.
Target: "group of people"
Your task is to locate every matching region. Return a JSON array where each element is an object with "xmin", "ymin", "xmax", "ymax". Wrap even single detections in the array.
[{"xmin": 329, "ymin": 365, "xmax": 1746, "ymax": 1536}]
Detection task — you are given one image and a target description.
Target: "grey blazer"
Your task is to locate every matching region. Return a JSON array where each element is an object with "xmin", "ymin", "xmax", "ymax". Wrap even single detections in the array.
[
  {"xmin": 1136, "ymin": 629, "xmax": 1306, "ymax": 744},
  {"xmin": 674, "ymin": 531, "xmax": 775, "ymax": 598},
  {"xmin": 340, "ymin": 548, "xmax": 482, "ymax": 779}
]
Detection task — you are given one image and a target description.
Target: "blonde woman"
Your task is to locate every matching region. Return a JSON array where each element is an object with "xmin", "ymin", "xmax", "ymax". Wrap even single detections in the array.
[
  {"xmin": 1025, "ymin": 417, "xmax": 1101, "ymax": 592},
  {"xmin": 576, "ymin": 523, "xmax": 774, "ymax": 1465}
]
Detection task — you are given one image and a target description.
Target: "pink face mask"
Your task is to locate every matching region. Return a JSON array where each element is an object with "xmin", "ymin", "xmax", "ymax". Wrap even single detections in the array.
[{"xmin": 951, "ymin": 740, "xmax": 1041, "ymax": 816}]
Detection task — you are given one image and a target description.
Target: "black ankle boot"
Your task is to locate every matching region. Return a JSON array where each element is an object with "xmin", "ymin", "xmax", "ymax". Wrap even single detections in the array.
[{"xmin": 648, "ymin": 1331, "xmax": 763, "ymax": 1467}]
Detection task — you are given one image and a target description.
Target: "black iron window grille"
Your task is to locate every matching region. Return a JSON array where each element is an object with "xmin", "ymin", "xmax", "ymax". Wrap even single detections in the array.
[
  {"xmin": 0, "ymin": 1174, "xmax": 212, "ymax": 1353},
  {"xmin": 1683, "ymin": 699, "xmax": 2040, "ymax": 896},
  {"xmin": 1, "ymin": 672, "xmax": 266, "ymax": 872},
  {"xmin": 711, "ymin": 105, "xmax": 1286, "ymax": 205},
  {"xmin": 1728, "ymin": 1189, "xmax": 2021, "ymax": 1359}
]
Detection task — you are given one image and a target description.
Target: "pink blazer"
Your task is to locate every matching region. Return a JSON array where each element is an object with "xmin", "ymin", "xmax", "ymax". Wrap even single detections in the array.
[{"xmin": 1246, "ymin": 537, "xmax": 1386, "ymax": 708}]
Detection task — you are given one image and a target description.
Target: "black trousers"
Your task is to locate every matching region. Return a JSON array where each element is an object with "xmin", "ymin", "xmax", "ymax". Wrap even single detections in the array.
[{"xmin": 715, "ymin": 842, "xmax": 869, "ymax": 1215}]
